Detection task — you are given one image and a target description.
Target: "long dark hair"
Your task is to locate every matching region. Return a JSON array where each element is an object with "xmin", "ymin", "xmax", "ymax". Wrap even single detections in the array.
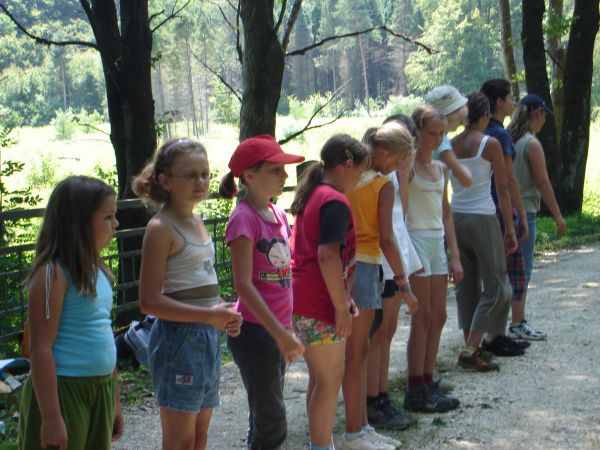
[
  {"xmin": 290, "ymin": 134, "xmax": 367, "ymax": 216},
  {"xmin": 28, "ymin": 176, "xmax": 116, "ymax": 296},
  {"xmin": 480, "ymin": 79, "xmax": 511, "ymax": 114},
  {"xmin": 466, "ymin": 91, "xmax": 490, "ymax": 125}
]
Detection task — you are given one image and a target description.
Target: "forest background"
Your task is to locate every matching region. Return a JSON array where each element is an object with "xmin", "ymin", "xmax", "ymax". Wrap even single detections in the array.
[{"xmin": 1, "ymin": 0, "xmax": 599, "ymax": 216}]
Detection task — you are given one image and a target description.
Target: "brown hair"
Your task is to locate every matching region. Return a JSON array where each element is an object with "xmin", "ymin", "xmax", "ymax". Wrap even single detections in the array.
[
  {"xmin": 218, "ymin": 161, "xmax": 266, "ymax": 199},
  {"xmin": 132, "ymin": 138, "xmax": 207, "ymax": 209},
  {"xmin": 290, "ymin": 134, "xmax": 368, "ymax": 215},
  {"xmin": 27, "ymin": 176, "xmax": 116, "ymax": 296}
]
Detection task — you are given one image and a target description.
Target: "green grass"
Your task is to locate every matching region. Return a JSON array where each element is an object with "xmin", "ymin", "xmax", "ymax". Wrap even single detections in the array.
[{"xmin": 117, "ymin": 365, "xmax": 153, "ymax": 405}]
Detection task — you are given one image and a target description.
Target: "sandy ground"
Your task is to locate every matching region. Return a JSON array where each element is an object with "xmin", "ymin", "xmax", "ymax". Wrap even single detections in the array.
[{"xmin": 113, "ymin": 244, "xmax": 600, "ymax": 450}]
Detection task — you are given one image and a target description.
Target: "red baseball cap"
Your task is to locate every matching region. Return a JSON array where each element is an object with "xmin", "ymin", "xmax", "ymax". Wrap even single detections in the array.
[{"xmin": 228, "ymin": 135, "xmax": 305, "ymax": 177}]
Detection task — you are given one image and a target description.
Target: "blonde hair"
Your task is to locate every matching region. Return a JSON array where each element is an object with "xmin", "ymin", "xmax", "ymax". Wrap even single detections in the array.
[
  {"xmin": 507, "ymin": 104, "xmax": 531, "ymax": 142},
  {"xmin": 412, "ymin": 105, "xmax": 447, "ymax": 131},
  {"xmin": 361, "ymin": 122, "xmax": 415, "ymax": 163}
]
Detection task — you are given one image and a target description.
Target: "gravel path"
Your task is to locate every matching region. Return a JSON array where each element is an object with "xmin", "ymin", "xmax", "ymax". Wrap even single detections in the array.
[{"xmin": 113, "ymin": 244, "xmax": 600, "ymax": 449}]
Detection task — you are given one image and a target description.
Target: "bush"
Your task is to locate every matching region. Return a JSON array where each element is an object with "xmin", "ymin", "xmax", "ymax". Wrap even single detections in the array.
[
  {"xmin": 76, "ymin": 109, "xmax": 105, "ymax": 134},
  {"xmin": 382, "ymin": 95, "xmax": 425, "ymax": 118},
  {"xmin": 51, "ymin": 109, "xmax": 78, "ymax": 141}
]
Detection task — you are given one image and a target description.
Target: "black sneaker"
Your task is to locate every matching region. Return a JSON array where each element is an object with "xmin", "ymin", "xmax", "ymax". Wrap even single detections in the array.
[
  {"xmin": 368, "ymin": 394, "xmax": 416, "ymax": 430},
  {"xmin": 426, "ymin": 383, "xmax": 460, "ymax": 410},
  {"xmin": 403, "ymin": 384, "xmax": 456, "ymax": 413},
  {"xmin": 503, "ymin": 335, "xmax": 531, "ymax": 349},
  {"xmin": 481, "ymin": 336, "xmax": 525, "ymax": 357}
]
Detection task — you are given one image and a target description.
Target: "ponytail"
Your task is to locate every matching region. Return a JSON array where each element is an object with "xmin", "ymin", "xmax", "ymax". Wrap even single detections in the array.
[
  {"xmin": 290, "ymin": 162, "xmax": 323, "ymax": 216},
  {"xmin": 507, "ymin": 104, "xmax": 531, "ymax": 142},
  {"xmin": 219, "ymin": 171, "xmax": 238, "ymax": 199}
]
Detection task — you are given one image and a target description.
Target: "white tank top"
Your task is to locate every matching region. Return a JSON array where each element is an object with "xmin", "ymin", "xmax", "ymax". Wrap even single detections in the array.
[
  {"xmin": 406, "ymin": 162, "xmax": 444, "ymax": 231},
  {"xmin": 450, "ymin": 136, "xmax": 496, "ymax": 215},
  {"xmin": 158, "ymin": 213, "xmax": 220, "ymax": 307}
]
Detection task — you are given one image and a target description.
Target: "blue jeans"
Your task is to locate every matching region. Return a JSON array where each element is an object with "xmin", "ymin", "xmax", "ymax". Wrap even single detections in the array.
[
  {"xmin": 522, "ymin": 212, "xmax": 537, "ymax": 286},
  {"xmin": 228, "ymin": 321, "xmax": 287, "ymax": 450}
]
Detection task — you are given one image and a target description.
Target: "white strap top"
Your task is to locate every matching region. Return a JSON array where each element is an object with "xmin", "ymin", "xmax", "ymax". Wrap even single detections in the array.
[{"xmin": 450, "ymin": 136, "xmax": 496, "ymax": 215}]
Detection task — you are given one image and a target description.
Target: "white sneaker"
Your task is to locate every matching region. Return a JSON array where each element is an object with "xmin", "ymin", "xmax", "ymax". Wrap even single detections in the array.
[
  {"xmin": 338, "ymin": 431, "xmax": 392, "ymax": 450},
  {"xmin": 364, "ymin": 425, "xmax": 401, "ymax": 449},
  {"xmin": 507, "ymin": 320, "xmax": 547, "ymax": 340}
]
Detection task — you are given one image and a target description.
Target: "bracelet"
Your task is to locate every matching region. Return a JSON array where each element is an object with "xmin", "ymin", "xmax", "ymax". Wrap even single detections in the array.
[
  {"xmin": 393, "ymin": 273, "xmax": 408, "ymax": 285},
  {"xmin": 398, "ymin": 283, "xmax": 411, "ymax": 293},
  {"xmin": 507, "ymin": 230, "xmax": 516, "ymax": 237}
]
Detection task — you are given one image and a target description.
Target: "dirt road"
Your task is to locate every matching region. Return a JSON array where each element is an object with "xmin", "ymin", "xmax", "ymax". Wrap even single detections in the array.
[{"xmin": 113, "ymin": 244, "xmax": 600, "ymax": 449}]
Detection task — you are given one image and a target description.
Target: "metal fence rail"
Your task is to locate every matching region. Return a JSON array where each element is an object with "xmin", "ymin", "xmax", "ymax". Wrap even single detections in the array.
[{"xmin": 0, "ymin": 197, "xmax": 233, "ymax": 345}]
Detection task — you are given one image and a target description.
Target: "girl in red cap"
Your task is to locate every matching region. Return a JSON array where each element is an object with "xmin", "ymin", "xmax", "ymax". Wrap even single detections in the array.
[{"xmin": 220, "ymin": 135, "xmax": 305, "ymax": 450}]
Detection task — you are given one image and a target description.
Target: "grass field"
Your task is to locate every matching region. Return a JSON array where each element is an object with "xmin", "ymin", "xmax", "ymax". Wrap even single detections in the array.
[{"xmin": 4, "ymin": 116, "xmax": 600, "ymax": 212}]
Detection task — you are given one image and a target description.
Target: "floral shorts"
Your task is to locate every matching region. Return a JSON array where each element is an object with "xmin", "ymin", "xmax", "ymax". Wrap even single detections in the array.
[{"xmin": 292, "ymin": 315, "xmax": 343, "ymax": 346}]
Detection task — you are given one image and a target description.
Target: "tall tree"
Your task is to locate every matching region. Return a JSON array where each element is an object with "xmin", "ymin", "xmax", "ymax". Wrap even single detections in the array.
[
  {"xmin": 522, "ymin": 0, "xmax": 599, "ymax": 214},
  {"xmin": 498, "ymin": 0, "xmax": 519, "ymax": 97}
]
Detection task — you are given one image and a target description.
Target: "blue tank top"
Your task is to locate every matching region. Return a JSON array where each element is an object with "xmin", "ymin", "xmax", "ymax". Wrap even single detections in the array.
[{"xmin": 52, "ymin": 266, "xmax": 116, "ymax": 377}]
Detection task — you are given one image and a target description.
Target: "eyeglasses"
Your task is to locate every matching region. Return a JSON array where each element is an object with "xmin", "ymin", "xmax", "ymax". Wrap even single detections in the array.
[{"xmin": 168, "ymin": 172, "xmax": 213, "ymax": 183}]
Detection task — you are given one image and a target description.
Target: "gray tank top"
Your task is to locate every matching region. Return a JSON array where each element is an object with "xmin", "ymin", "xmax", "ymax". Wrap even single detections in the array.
[{"xmin": 158, "ymin": 213, "xmax": 220, "ymax": 307}]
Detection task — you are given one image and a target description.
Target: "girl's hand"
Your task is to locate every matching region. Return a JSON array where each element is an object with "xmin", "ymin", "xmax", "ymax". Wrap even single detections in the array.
[
  {"xmin": 335, "ymin": 307, "xmax": 352, "ymax": 338},
  {"xmin": 519, "ymin": 218, "xmax": 529, "ymax": 245},
  {"xmin": 349, "ymin": 298, "xmax": 360, "ymax": 318},
  {"xmin": 448, "ymin": 258, "xmax": 464, "ymax": 284},
  {"xmin": 112, "ymin": 406, "xmax": 124, "ymax": 442},
  {"xmin": 401, "ymin": 290, "xmax": 419, "ymax": 315},
  {"xmin": 41, "ymin": 415, "xmax": 68, "ymax": 450},
  {"xmin": 555, "ymin": 215, "xmax": 567, "ymax": 236},
  {"xmin": 504, "ymin": 231, "xmax": 518, "ymax": 255},
  {"xmin": 210, "ymin": 302, "xmax": 243, "ymax": 331},
  {"xmin": 226, "ymin": 313, "xmax": 243, "ymax": 337},
  {"xmin": 275, "ymin": 329, "xmax": 305, "ymax": 363}
]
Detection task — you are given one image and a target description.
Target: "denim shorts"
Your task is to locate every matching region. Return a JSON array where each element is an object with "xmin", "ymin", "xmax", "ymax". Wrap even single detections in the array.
[
  {"xmin": 353, "ymin": 261, "xmax": 384, "ymax": 310},
  {"xmin": 148, "ymin": 319, "xmax": 221, "ymax": 412}
]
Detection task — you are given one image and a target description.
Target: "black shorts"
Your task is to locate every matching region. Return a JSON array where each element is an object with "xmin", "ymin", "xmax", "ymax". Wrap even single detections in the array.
[{"xmin": 381, "ymin": 279, "xmax": 398, "ymax": 299}]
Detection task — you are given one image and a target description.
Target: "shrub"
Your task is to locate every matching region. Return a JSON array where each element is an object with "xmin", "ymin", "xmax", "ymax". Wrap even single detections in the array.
[{"xmin": 51, "ymin": 108, "xmax": 78, "ymax": 141}]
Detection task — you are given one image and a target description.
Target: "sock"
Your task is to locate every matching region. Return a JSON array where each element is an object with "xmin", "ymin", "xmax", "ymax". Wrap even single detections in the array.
[
  {"xmin": 310, "ymin": 445, "xmax": 331, "ymax": 450},
  {"xmin": 408, "ymin": 375, "xmax": 424, "ymax": 390},
  {"xmin": 463, "ymin": 346, "xmax": 477, "ymax": 354},
  {"xmin": 367, "ymin": 395, "xmax": 379, "ymax": 405},
  {"xmin": 423, "ymin": 373, "xmax": 433, "ymax": 384},
  {"xmin": 345, "ymin": 430, "xmax": 362, "ymax": 441}
]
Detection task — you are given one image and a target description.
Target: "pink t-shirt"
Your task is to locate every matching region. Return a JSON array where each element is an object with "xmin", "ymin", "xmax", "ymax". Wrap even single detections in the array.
[{"xmin": 225, "ymin": 200, "xmax": 293, "ymax": 327}]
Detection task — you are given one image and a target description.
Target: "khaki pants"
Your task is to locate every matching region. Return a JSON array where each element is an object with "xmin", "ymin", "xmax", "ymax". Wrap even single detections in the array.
[{"xmin": 453, "ymin": 213, "xmax": 512, "ymax": 335}]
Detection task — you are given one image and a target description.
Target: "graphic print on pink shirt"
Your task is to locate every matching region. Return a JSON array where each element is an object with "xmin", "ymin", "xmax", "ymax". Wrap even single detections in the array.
[{"xmin": 257, "ymin": 237, "xmax": 292, "ymax": 288}]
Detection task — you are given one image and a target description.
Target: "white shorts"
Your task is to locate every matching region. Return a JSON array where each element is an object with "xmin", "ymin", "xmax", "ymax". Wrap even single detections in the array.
[{"xmin": 408, "ymin": 230, "xmax": 448, "ymax": 277}]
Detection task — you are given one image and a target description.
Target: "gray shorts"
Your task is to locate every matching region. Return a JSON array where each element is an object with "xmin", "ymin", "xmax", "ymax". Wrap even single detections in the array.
[
  {"xmin": 453, "ymin": 213, "xmax": 511, "ymax": 335},
  {"xmin": 148, "ymin": 319, "xmax": 221, "ymax": 412},
  {"xmin": 353, "ymin": 261, "xmax": 384, "ymax": 310}
]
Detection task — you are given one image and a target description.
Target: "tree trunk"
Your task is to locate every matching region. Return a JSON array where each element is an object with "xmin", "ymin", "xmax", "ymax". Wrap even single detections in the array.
[
  {"xmin": 184, "ymin": 38, "xmax": 199, "ymax": 137},
  {"xmin": 522, "ymin": 0, "xmax": 560, "ymax": 184},
  {"xmin": 498, "ymin": 0, "xmax": 519, "ymax": 98},
  {"xmin": 239, "ymin": 0, "xmax": 284, "ymax": 140},
  {"xmin": 547, "ymin": 0, "xmax": 566, "ymax": 141},
  {"xmin": 557, "ymin": 0, "xmax": 600, "ymax": 214}
]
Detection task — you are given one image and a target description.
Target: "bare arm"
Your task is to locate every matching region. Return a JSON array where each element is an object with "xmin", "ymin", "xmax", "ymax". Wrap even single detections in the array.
[
  {"xmin": 440, "ymin": 150, "xmax": 472, "ymax": 188},
  {"xmin": 229, "ymin": 237, "xmax": 304, "ymax": 362},
  {"xmin": 527, "ymin": 139, "xmax": 566, "ymax": 236},
  {"xmin": 442, "ymin": 173, "xmax": 463, "ymax": 283},
  {"xmin": 504, "ymin": 154, "xmax": 529, "ymax": 242},
  {"xmin": 378, "ymin": 181, "xmax": 418, "ymax": 313},
  {"xmin": 138, "ymin": 218, "xmax": 240, "ymax": 329},
  {"xmin": 318, "ymin": 243, "xmax": 351, "ymax": 337},
  {"xmin": 485, "ymin": 140, "xmax": 518, "ymax": 254},
  {"xmin": 29, "ymin": 264, "xmax": 69, "ymax": 450}
]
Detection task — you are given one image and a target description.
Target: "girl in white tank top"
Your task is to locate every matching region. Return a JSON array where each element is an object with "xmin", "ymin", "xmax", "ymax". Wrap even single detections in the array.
[{"xmin": 403, "ymin": 106, "xmax": 462, "ymax": 413}]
